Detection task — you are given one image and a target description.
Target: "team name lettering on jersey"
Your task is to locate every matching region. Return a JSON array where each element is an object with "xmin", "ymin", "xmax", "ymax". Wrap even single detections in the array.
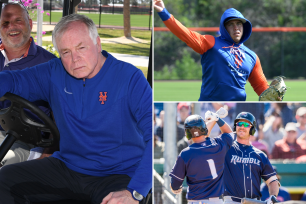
[{"xmin": 230, "ymin": 155, "xmax": 261, "ymax": 165}]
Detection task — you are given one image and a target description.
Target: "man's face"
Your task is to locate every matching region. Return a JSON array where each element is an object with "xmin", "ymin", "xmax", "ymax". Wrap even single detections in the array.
[
  {"xmin": 225, "ymin": 20, "xmax": 243, "ymax": 43},
  {"xmin": 286, "ymin": 130, "xmax": 297, "ymax": 144},
  {"xmin": 297, "ymin": 114, "xmax": 306, "ymax": 125},
  {"xmin": 0, "ymin": 4, "xmax": 32, "ymax": 48},
  {"xmin": 236, "ymin": 119, "xmax": 252, "ymax": 139},
  {"xmin": 56, "ymin": 21, "xmax": 102, "ymax": 79},
  {"xmin": 179, "ymin": 107, "xmax": 189, "ymax": 122}
]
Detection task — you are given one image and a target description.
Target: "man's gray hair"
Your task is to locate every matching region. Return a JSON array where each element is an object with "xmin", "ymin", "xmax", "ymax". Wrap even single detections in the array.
[
  {"xmin": 2, "ymin": 3, "xmax": 30, "ymax": 20},
  {"xmin": 52, "ymin": 14, "xmax": 99, "ymax": 52}
]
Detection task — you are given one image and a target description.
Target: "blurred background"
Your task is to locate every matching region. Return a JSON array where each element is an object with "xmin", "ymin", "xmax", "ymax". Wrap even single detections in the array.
[
  {"xmin": 154, "ymin": 102, "xmax": 306, "ymax": 204},
  {"xmin": 153, "ymin": 0, "xmax": 306, "ymax": 101}
]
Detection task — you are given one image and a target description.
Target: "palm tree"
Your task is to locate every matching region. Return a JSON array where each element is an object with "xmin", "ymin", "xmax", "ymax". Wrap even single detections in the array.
[{"xmin": 123, "ymin": 0, "xmax": 131, "ymax": 37}]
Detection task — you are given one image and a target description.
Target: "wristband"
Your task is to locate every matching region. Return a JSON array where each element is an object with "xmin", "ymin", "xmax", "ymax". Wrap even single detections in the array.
[
  {"xmin": 158, "ymin": 8, "xmax": 171, "ymax": 21},
  {"xmin": 216, "ymin": 118, "xmax": 225, "ymax": 127}
]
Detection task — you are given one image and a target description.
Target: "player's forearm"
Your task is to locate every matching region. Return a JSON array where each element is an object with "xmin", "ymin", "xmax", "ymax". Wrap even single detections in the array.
[
  {"xmin": 268, "ymin": 180, "xmax": 280, "ymax": 197},
  {"xmin": 218, "ymin": 119, "xmax": 232, "ymax": 134},
  {"xmin": 248, "ymin": 55, "xmax": 269, "ymax": 96},
  {"xmin": 206, "ymin": 120, "xmax": 217, "ymax": 137}
]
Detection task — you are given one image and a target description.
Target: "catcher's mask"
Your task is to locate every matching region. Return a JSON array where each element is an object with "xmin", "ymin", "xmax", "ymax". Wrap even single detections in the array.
[
  {"xmin": 233, "ymin": 112, "xmax": 256, "ymax": 135},
  {"xmin": 184, "ymin": 115, "xmax": 208, "ymax": 140}
]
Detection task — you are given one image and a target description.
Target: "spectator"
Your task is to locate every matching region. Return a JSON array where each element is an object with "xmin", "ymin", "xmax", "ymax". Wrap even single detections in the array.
[
  {"xmin": 261, "ymin": 166, "xmax": 291, "ymax": 202},
  {"xmin": 177, "ymin": 102, "xmax": 190, "ymax": 125},
  {"xmin": 265, "ymin": 103, "xmax": 293, "ymax": 127},
  {"xmin": 295, "ymin": 107, "xmax": 306, "ymax": 138},
  {"xmin": 271, "ymin": 122, "xmax": 305, "ymax": 159},
  {"xmin": 154, "ymin": 135, "xmax": 164, "ymax": 159},
  {"xmin": 250, "ymin": 130, "xmax": 270, "ymax": 157},
  {"xmin": 262, "ymin": 111, "xmax": 285, "ymax": 153},
  {"xmin": 177, "ymin": 136, "xmax": 193, "ymax": 155},
  {"xmin": 0, "ymin": 3, "xmax": 57, "ymax": 166},
  {"xmin": 156, "ymin": 110, "xmax": 185, "ymax": 142}
]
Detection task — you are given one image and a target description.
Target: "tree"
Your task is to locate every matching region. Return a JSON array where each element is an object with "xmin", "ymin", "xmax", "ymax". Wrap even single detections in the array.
[{"xmin": 123, "ymin": 0, "xmax": 131, "ymax": 37}]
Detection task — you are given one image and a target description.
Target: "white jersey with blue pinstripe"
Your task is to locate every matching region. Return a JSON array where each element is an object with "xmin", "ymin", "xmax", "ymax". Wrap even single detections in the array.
[
  {"xmin": 169, "ymin": 133, "xmax": 235, "ymax": 200},
  {"xmin": 224, "ymin": 141, "xmax": 277, "ymax": 199}
]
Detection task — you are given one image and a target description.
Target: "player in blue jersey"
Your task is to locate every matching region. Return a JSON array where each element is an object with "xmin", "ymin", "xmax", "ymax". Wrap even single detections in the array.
[
  {"xmin": 170, "ymin": 110, "xmax": 235, "ymax": 204},
  {"xmin": 223, "ymin": 112, "xmax": 280, "ymax": 204}
]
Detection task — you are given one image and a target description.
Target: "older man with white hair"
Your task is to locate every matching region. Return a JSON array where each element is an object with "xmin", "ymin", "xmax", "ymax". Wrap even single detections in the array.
[
  {"xmin": 271, "ymin": 122, "xmax": 306, "ymax": 159},
  {"xmin": 0, "ymin": 14, "xmax": 152, "ymax": 204}
]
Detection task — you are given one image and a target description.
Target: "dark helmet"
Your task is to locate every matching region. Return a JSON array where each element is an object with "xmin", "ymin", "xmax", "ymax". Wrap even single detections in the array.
[
  {"xmin": 184, "ymin": 115, "xmax": 208, "ymax": 140},
  {"xmin": 233, "ymin": 112, "xmax": 256, "ymax": 135}
]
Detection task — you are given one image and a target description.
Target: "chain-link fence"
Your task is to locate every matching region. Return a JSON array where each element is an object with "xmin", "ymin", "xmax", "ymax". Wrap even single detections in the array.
[
  {"xmin": 42, "ymin": 0, "xmax": 152, "ymax": 30},
  {"xmin": 154, "ymin": 169, "xmax": 178, "ymax": 204}
]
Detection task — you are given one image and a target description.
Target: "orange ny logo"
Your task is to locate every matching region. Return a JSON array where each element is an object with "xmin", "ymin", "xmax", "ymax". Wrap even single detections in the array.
[{"xmin": 99, "ymin": 92, "xmax": 107, "ymax": 104}]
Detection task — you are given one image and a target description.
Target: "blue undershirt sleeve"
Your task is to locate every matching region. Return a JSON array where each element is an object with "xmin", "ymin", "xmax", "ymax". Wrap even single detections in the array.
[
  {"xmin": 158, "ymin": 8, "xmax": 171, "ymax": 21},
  {"xmin": 126, "ymin": 69, "xmax": 152, "ymax": 197}
]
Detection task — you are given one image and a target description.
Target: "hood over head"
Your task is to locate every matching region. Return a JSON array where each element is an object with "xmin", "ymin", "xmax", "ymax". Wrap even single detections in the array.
[{"xmin": 220, "ymin": 8, "xmax": 252, "ymax": 45}]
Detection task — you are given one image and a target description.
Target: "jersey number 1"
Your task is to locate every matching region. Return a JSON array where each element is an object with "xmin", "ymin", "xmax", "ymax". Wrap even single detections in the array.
[{"xmin": 207, "ymin": 159, "xmax": 218, "ymax": 179}]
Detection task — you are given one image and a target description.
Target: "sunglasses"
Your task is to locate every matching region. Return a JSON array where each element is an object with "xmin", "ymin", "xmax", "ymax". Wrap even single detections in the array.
[{"xmin": 236, "ymin": 121, "xmax": 252, "ymax": 128}]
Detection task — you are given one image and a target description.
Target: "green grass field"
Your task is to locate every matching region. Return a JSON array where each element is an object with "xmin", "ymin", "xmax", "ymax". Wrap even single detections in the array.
[
  {"xmin": 32, "ymin": 12, "xmax": 151, "ymax": 28},
  {"xmin": 154, "ymin": 80, "xmax": 306, "ymax": 101}
]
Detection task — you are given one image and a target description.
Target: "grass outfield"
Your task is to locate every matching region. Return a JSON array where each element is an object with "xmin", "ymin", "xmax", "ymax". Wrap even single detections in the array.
[
  {"xmin": 154, "ymin": 80, "xmax": 306, "ymax": 101},
  {"xmin": 33, "ymin": 12, "xmax": 150, "ymax": 28}
]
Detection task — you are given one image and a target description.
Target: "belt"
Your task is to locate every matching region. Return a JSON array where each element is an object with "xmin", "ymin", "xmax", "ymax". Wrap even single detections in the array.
[
  {"xmin": 188, "ymin": 197, "xmax": 221, "ymax": 202},
  {"xmin": 224, "ymin": 196, "xmax": 260, "ymax": 203}
]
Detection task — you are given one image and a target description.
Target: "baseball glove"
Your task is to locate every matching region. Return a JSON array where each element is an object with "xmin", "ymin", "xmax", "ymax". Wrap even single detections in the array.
[{"xmin": 259, "ymin": 76, "xmax": 287, "ymax": 101}]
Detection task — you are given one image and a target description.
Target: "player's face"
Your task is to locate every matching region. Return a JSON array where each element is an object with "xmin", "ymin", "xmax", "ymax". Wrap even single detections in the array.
[
  {"xmin": 0, "ymin": 4, "xmax": 32, "ymax": 49},
  {"xmin": 57, "ymin": 21, "xmax": 102, "ymax": 79},
  {"xmin": 236, "ymin": 119, "xmax": 252, "ymax": 139},
  {"xmin": 225, "ymin": 20, "xmax": 243, "ymax": 43}
]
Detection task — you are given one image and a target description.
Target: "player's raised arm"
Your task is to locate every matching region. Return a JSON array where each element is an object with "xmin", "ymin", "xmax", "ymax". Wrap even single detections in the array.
[{"xmin": 153, "ymin": 0, "xmax": 215, "ymax": 55}]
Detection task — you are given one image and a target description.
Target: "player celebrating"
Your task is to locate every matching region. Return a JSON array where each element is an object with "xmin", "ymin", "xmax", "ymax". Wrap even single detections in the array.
[
  {"xmin": 154, "ymin": 0, "xmax": 270, "ymax": 101},
  {"xmin": 169, "ymin": 110, "xmax": 235, "ymax": 203},
  {"xmin": 223, "ymin": 112, "xmax": 280, "ymax": 204}
]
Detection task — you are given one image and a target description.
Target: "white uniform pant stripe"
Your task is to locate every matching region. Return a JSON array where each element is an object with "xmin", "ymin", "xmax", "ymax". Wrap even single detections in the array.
[{"xmin": 188, "ymin": 198, "xmax": 223, "ymax": 204}]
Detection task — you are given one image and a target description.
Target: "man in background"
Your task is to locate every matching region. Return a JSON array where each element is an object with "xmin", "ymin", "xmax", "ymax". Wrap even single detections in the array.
[{"xmin": 0, "ymin": 3, "xmax": 56, "ymax": 166}]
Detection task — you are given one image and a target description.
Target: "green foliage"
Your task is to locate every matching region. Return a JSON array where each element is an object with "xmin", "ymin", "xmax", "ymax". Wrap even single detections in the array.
[
  {"xmin": 45, "ymin": 44, "xmax": 59, "ymax": 58},
  {"xmin": 154, "ymin": 50, "xmax": 201, "ymax": 80}
]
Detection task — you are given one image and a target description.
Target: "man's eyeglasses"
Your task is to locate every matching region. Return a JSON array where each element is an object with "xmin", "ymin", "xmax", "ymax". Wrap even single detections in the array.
[{"xmin": 236, "ymin": 121, "xmax": 252, "ymax": 128}]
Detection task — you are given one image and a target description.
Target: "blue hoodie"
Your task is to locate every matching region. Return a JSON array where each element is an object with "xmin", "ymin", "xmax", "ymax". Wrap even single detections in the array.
[{"xmin": 158, "ymin": 8, "xmax": 263, "ymax": 101}]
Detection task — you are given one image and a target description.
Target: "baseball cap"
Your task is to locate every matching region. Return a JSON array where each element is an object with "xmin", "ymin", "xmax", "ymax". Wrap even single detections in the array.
[
  {"xmin": 225, "ymin": 17, "xmax": 246, "ymax": 24},
  {"xmin": 285, "ymin": 122, "xmax": 297, "ymax": 132},
  {"xmin": 177, "ymin": 102, "xmax": 189, "ymax": 110},
  {"xmin": 296, "ymin": 107, "xmax": 306, "ymax": 116}
]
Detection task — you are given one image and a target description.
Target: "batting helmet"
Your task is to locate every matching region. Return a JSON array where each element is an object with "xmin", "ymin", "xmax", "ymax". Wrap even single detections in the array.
[
  {"xmin": 184, "ymin": 115, "xmax": 208, "ymax": 140},
  {"xmin": 233, "ymin": 112, "xmax": 256, "ymax": 135}
]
